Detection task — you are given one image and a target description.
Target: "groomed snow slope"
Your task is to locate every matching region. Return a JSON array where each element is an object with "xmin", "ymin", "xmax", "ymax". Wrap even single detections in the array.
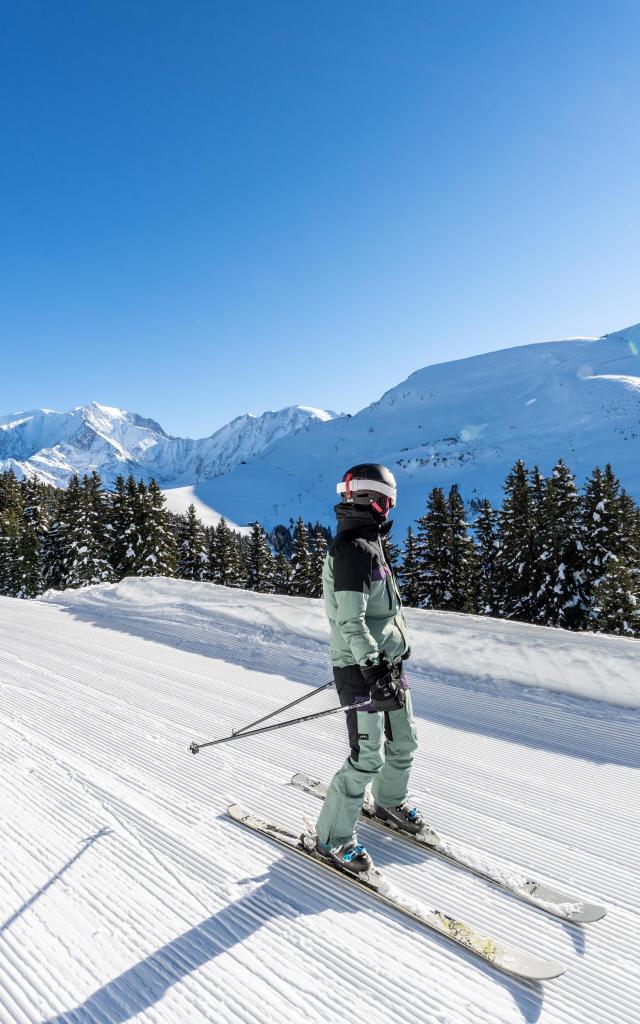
[{"xmin": 1, "ymin": 579, "xmax": 638, "ymax": 1024}]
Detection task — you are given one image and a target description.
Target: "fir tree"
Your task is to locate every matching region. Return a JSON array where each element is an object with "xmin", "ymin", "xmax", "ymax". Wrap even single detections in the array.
[
  {"xmin": 137, "ymin": 479, "xmax": 176, "ymax": 576},
  {"xmin": 537, "ymin": 460, "xmax": 588, "ymax": 629},
  {"xmin": 290, "ymin": 516, "xmax": 313, "ymax": 596},
  {"xmin": 415, "ymin": 487, "xmax": 451, "ymax": 608},
  {"xmin": 0, "ymin": 504, "xmax": 22, "ymax": 596},
  {"xmin": 581, "ymin": 464, "xmax": 637, "ymax": 628},
  {"xmin": 59, "ymin": 474, "xmax": 116, "ymax": 589},
  {"xmin": 176, "ymin": 504, "xmax": 209, "ymax": 581},
  {"xmin": 473, "ymin": 500, "xmax": 499, "ymax": 615},
  {"xmin": 445, "ymin": 484, "xmax": 477, "ymax": 612},
  {"xmin": 109, "ymin": 475, "xmax": 135, "ymax": 578},
  {"xmin": 397, "ymin": 525, "xmax": 421, "ymax": 606},
  {"xmin": 210, "ymin": 516, "xmax": 244, "ymax": 586},
  {"xmin": 527, "ymin": 466, "xmax": 548, "ymax": 622},
  {"xmin": 308, "ymin": 524, "xmax": 328, "ymax": 598},
  {"xmin": 496, "ymin": 461, "xmax": 537, "ymax": 620},
  {"xmin": 245, "ymin": 522, "xmax": 274, "ymax": 593},
  {"xmin": 273, "ymin": 551, "xmax": 294, "ymax": 594},
  {"xmin": 15, "ymin": 525, "xmax": 44, "ymax": 598},
  {"xmin": 592, "ymin": 559, "xmax": 639, "ymax": 637}
]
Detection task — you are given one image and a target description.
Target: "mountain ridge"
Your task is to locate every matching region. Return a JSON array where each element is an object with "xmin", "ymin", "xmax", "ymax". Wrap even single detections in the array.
[{"xmin": 2, "ymin": 322, "xmax": 639, "ymax": 532}]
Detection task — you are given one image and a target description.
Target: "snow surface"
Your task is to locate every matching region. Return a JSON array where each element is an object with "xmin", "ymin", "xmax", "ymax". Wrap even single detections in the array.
[{"xmin": 1, "ymin": 578, "xmax": 638, "ymax": 1023}]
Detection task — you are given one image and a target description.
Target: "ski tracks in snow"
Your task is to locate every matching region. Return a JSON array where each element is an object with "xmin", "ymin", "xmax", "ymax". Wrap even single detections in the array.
[{"xmin": 0, "ymin": 582, "xmax": 639, "ymax": 1024}]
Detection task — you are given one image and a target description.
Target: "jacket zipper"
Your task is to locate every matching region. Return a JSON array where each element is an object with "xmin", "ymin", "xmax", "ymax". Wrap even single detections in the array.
[{"xmin": 379, "ymin": 538, "xmax": 393, "ymax": 610}]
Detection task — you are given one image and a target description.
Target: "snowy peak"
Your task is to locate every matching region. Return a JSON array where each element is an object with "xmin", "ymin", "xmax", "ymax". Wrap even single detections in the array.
[
  {"xmin": 0, "ymin": 402, "xmax": 338, "ymax": 489},
  {"xmin": 195, "ymin": 322, "xmax": 640, "ymax": 533}
]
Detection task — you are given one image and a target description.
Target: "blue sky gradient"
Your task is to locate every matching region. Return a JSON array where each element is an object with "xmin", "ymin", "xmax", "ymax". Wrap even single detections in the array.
[{"xmin": 1, "ymin": 0, "xmax": 639, "ymax": 436}]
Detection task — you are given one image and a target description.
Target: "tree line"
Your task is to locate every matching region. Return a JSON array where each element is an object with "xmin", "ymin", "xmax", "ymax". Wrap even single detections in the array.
[
  {"xmin": 397, "ymin": 460, "xmax": 640, "ymax": 638},
  {"xmin": 0, "ymin": 470, "xmax": 329, "ymax": 600},
  {"xmin": 1, "ymin": 458, "xmax": 639, "ymax": 637}
]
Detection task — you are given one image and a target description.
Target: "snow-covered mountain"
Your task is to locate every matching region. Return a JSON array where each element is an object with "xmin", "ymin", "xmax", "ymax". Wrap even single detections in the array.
[
  {"xmin": 0, "ymin": 402, "xmax": 338, "ymax": 490},
  {"xmin": 3, "ymin": 322, "xmax": 639, "ymax": 531},
  {"xmin": 189, "ymin": 322, "xmax": 640, "ymax": 532}
]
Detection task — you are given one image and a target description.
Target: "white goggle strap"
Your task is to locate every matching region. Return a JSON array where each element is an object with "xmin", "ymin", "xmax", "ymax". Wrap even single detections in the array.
[{"xmin": 336, "ymin": 478, "xmax": 397, "ymax": 505}]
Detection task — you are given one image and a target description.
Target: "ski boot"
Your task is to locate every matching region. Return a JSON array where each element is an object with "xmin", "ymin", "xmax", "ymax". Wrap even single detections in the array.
[
  {"xmin": 314, "ymin": 836, "xmax": 373, "ymax": 875},
  {"xmin": 374, "ymin": 801, "xmax": 425, "ymax": 835}
]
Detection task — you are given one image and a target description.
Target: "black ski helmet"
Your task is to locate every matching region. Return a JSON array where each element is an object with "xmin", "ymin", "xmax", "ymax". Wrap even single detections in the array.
[{"xmin": 336, "ymin": 463, "xmax": 397, "ymax": 514}]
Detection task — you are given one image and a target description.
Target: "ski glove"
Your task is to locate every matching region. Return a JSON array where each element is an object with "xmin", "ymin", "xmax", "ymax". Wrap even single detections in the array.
[{"xmin": 361, "ymin": 654, "xmax": 405, "ymax": 712}]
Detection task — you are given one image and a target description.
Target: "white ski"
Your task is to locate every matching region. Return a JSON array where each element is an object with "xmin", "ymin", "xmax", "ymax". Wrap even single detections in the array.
[
  {"xmin": 227, "ymin": 803, "xmax": 567, "ymax": 981},
  {"xmin": 291, "ymin": 772, "xmax": 606, "ymax": 924}
]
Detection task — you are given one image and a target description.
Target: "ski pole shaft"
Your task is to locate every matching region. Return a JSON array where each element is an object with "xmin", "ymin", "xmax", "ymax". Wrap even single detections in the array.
[
  {"xmin": 189, "ymin": 697, "xmax": 370, "ymax": 754},
  {"xmin": 231, "ymin": 680, "xmax": 334, "ymax": 736}
]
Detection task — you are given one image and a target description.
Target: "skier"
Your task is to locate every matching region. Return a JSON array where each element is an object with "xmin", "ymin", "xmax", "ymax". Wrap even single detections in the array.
[{"xmin": 314, "ymin": 463, "xmax": 424, "ymax": 873}]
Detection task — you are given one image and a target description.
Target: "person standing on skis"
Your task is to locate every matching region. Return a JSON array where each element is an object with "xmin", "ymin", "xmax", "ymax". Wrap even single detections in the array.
[{"xmin": 314, "ymin": 463, "xmax": 424, "ymax": 873}]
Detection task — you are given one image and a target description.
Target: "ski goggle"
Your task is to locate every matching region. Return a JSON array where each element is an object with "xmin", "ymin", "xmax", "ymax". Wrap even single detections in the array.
[
  {"xmin": 337, "ymin": 475, "xmax": 397, "ymax": 509},
  {"xmin": 371, "ymin": 494, "xmax": 393, "ymax": 516}
]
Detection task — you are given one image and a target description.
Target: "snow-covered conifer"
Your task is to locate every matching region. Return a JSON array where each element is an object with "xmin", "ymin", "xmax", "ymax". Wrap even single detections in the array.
[
  {"xmin": 415, "ymin": 487, "xmax": 451, "ymax": 608},
  {"xmin": 245, "ymin": 522, "xmax": 274, "ymax": 593},
  {"xmin": 473, "ymin": 500, "xmax": 499, "ymax": 615},
  {"xmin": 397, "ymin": 525, "xmax": 421, "ymax": 606},
  {"xmin": 290, "ymin": 517, "xmax": 313, "ymax": 596},
  {"xmin": 176, "ymin": 504, "xmax": 209, "ymax": 581},
  {"xmin": 137, "ymin": 479, "xmax": 176, "ymax": 577},
  {"xmin": 496, "ymin": 461, "xmax": 536, "ymax": 620}
]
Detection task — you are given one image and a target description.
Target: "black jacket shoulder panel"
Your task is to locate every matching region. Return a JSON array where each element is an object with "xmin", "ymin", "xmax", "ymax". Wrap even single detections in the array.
[{"xmin": 332, "ymin": 536, "xmax": 375, "ymax": 593}]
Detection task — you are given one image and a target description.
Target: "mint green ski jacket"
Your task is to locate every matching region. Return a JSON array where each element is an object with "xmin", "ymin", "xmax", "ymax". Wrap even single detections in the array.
[{"xmin": 322, "ymin": 515, "xmax": 410, "ymax": 668}]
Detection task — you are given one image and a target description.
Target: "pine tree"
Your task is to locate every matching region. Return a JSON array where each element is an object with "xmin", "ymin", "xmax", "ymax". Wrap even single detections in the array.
[
  {"xmin": 177, "ymin": 504, "xmax": 209, "ymax": 581},
  {"xmin": 415, "ymin": 487, "xmax": 451, "ymax": 608},
  {"xmin": 290, "ymin": 517, "xmax": 313, "ymax": 596},
  {"xmin": 0, "ymin": 470, "xmax": 22, "ymax": 595},
  {"xmin": 109, "ymin": 475, "xmax": 135, "ymax": 578},
  {"xmin": 137, "ymin": 479, "xmax": 176, "ymax": 577},
  {"xmin": 527, "ymin": 466, "xmax": 548, "ymax": 623},
  {"xmin": 397, "ymin": 526, "xmax": 421, "ymax": 606},
  {"xmin": 59, "ymin": 474, "xmax": 116, "ymax": 589},
  {"xmin": 273, "ymin": 552, "xmax": 293, "ymax": 594},
  {"xmin": 210, "ymin": 517, "xmax": 245, "ymax": 586},
  {"xmin": 245, "ymin": 522, "xmax": 274, "ymax": 593},
  {"xmin": 592, "ymin": 559, "xmax": 639, "ymax": 637},
  {"xmin": 537, "ymin": 460, "xmax": 588, "ymax": 629},
  {"xmin": 473, "ymin": 500, "xmax": 499, "ymax": 615},
  {"xmin": 496, "ymin": 461, "xmax": 537, "ymax": 620},
  {"xmin": 581, "ymin": 464, "xmax": 638, "ymax": 630},
  {"xmin": 308, "ymin": 525, "xmax": 328, "ymax": 598},
  {"xmin": 15, "ymin": 525, "xmax": 44, "ymax": 598},
  {"xmin": 445, "ymin": 484, "xmax": 477, "ymax": 612}
]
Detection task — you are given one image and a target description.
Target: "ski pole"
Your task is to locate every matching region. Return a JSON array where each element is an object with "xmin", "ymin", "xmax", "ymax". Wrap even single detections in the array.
[
  {"xmin": 231, "ymin": 680, "xmax": 334, "ymax": 736},
  {"xmin": 189, "ymin": 697, "xmax": 371, "ymax": 754}
]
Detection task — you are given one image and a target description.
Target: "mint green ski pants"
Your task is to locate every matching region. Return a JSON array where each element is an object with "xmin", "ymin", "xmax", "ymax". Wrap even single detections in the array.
[{"xmin": 315, "ymin": 665, "xmax": 419, "ymax": 848}]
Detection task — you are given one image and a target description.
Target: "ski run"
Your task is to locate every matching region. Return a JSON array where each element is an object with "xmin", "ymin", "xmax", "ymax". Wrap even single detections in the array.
[{"xmin": 1, "ymin": 577, "xmax": 639, "ymax": 1023}]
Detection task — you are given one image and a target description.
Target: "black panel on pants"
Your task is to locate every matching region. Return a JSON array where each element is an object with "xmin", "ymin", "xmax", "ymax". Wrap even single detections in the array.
[{"xmin": 333, "ymin": 664, "xmax": 371, "ymax": 763}]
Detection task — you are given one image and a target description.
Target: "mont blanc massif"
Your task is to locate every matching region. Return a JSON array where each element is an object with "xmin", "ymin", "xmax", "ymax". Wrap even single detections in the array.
[{"xmin": 2, "ymin": 322, "xmax": 639, "ymax": 532}]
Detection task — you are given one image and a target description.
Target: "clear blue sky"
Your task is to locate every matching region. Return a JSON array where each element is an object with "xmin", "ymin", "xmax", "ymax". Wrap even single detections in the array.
[{"xmin": 1, "ymin": 0, "xmax": 639, "ymax": 437}]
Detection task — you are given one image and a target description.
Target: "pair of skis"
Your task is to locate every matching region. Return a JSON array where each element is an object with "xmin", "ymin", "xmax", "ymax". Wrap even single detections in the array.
[{"xmin": 228, "ymin": 771, "xmax": 606, "ymax": 981}]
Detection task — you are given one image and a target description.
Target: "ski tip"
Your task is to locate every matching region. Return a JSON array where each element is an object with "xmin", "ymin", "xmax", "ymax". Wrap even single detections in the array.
[
  {"xmin": 291, "ymin": 771, "xmax": 319, "ymax": 788},
  {"xmin": 571, "ymin": 903, "xmax": 608, "ymax": 924},
  {"xmin": 227, "ymin": 803, "xmax": 247, "ymax": 822},
  {"xmin": 500, "ymin": 954, "xmax": 567, "ymax": 982}
]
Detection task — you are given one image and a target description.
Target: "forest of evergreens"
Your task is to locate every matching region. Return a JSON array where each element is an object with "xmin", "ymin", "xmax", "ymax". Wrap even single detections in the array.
[{"xmin": 1, "ymin": 458, "xmax": 638, "ymax": 637}]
